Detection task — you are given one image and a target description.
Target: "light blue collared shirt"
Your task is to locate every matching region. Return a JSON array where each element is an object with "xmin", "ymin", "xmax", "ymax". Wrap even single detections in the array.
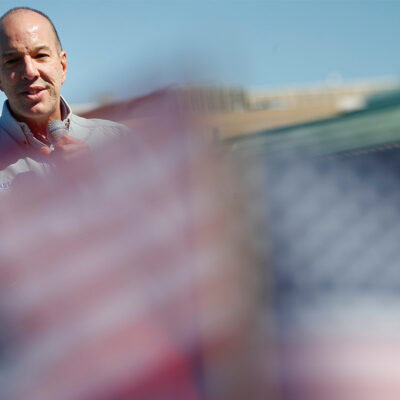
[{"xmin": 0, "ymin": 97, "xmax": 71, "ymax": 152}]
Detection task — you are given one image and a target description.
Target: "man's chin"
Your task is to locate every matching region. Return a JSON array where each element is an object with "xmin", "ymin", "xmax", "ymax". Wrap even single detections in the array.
[
  {"xmin": 10, "ymin": 95, "xmax": 60, "ymax": 123},
  {"xmin": 11, "ymin": 106, "xmax": 54, "ymax": 125}
]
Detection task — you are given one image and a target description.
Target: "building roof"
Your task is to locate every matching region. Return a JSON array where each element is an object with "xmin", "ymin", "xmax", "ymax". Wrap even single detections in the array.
[{"xmin": 227, "ymin": 89, "xmax": 400, "ymax": 158}]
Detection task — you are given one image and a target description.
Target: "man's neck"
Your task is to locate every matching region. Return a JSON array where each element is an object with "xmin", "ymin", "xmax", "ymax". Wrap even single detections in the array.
[{"xmin": 27, "ymin": 120, "xmax": 50, "ymax": 139}]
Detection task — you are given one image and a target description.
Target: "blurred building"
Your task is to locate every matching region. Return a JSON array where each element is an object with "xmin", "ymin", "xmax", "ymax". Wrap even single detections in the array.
[{"xmin": 75, "ymin": 77, "xmax": 400, "ymax": 142}]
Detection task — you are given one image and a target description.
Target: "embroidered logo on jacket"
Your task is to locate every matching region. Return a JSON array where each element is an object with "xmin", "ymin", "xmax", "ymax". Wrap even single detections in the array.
[{"xmin": 0, "ymin": 182, "xmax": 11, "ymax": 190}]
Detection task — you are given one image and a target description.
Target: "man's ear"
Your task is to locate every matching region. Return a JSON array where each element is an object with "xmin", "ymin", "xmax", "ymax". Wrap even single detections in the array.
[{"xmin": 60, "ymin": 50, "xmax": 67, "ymax": 85}]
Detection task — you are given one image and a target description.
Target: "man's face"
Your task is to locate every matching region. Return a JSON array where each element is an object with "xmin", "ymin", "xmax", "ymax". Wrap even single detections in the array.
[{"xmin": 0, "ymin": 10, "xmax": 66, "ymax": 125}]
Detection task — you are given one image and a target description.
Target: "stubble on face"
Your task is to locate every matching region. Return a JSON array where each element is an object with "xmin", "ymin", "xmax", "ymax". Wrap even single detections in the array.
[{"xmin": 0, "ymin": 10, "xmax": 66, "ymax": 133}]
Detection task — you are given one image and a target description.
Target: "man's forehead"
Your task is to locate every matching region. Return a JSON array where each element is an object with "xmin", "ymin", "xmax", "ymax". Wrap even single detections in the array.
[
  {"xmin": 0, "ymin": 10, "xmax": 54, "ymax": 39},
  {"xmin": 0, "ymin": 10, "xmax": 58, "ymax": 52}
]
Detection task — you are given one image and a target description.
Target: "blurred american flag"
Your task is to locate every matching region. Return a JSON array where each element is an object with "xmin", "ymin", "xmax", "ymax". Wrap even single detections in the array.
[{"xmin": 0, "ymin": 102, "xmax": 257, "ymax": 400}]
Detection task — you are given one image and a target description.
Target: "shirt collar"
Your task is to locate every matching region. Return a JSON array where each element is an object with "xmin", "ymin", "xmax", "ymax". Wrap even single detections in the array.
[
  {"xmin": 0, "ymin": 97, "xmax": 71, "ymax": 151},
  {"xmin": 60, "ymin": 96, "xmax": 71, "ymax": 122}
]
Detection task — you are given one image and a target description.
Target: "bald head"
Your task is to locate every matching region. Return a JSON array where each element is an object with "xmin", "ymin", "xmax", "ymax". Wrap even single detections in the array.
[
  {"xmin": 0, "ymin": 6, "xmax": 67, "ymax": 131},
  {"xmin": 0, "ymin": 7, "xmax": 62, "ymax": 51}
]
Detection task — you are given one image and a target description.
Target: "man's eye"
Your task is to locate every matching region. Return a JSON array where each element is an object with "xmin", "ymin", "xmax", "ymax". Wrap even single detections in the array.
[
  {"xmin": 4, "ymin": 59, "xmax": 17, "ymax": 65},
  {"xmin": 36, "ymin": 53, "xmax": 49, "ymax": 59}
]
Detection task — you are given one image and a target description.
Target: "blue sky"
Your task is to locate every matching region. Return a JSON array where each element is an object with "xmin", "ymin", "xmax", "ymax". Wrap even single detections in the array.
[{"xmin": 0, "ymin": 0, "xmax": 399, "ymax": 104}]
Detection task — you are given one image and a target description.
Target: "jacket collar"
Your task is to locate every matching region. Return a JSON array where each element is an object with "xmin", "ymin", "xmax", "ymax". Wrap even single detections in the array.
[{"xmin": 0, "ymin": 97, "xmax": 72, "ymax": 150}]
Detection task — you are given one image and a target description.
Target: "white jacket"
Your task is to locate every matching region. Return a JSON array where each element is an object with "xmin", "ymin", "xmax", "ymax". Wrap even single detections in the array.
[{"xmin": 0, "ymin": 97, "xmax": 127, "ymax": 190}]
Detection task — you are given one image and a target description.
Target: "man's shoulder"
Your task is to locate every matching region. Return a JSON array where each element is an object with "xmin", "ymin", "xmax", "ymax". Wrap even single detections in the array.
[
  {"xmin": 68, "ymin": 114, "xmax": 130, "ymax": 146},
  {"xmin": 0, "ymin": 118, "xmax": 22, "ymax": 154},
  {"xmin": 70, "ymin": 113, "xmax": 128, "ymax": 133}
]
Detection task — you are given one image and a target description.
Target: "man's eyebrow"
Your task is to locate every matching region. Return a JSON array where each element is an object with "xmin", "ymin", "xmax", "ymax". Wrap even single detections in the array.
[
  {"xmin": 1, "ymin": 49, "xmax": 19, "ymax": 57},
  {"xmin": 1, "ymin": 45, "xmax": 52, "ymax": 57},
  {"xmin": 32, "ymin": 45, "xmax": 52, "ymax": 52}
]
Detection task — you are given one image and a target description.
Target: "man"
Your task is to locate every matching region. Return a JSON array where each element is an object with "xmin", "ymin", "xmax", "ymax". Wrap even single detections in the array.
[{"xmin": 0, "ymin": 7, "xmax": 127, "ymax": 189}]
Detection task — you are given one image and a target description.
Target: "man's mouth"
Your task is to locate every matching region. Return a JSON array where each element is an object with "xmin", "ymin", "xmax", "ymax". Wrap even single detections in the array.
[
  {"xmin": 21, "ymin": 87, "xmax": 46, "ymax": 100},
  {"xmin": 22, "ymin": 86, "xmax": 44, "ymax": 94},
  {"xmin": 26, "ymin": 88, "xmax": 41, "ymax": 94}
]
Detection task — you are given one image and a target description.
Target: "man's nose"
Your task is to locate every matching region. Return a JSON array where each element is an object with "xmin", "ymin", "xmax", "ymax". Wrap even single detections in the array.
[{"xmin": 22, "ymin": 57, "xmax": 39, "ymax": 80}]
